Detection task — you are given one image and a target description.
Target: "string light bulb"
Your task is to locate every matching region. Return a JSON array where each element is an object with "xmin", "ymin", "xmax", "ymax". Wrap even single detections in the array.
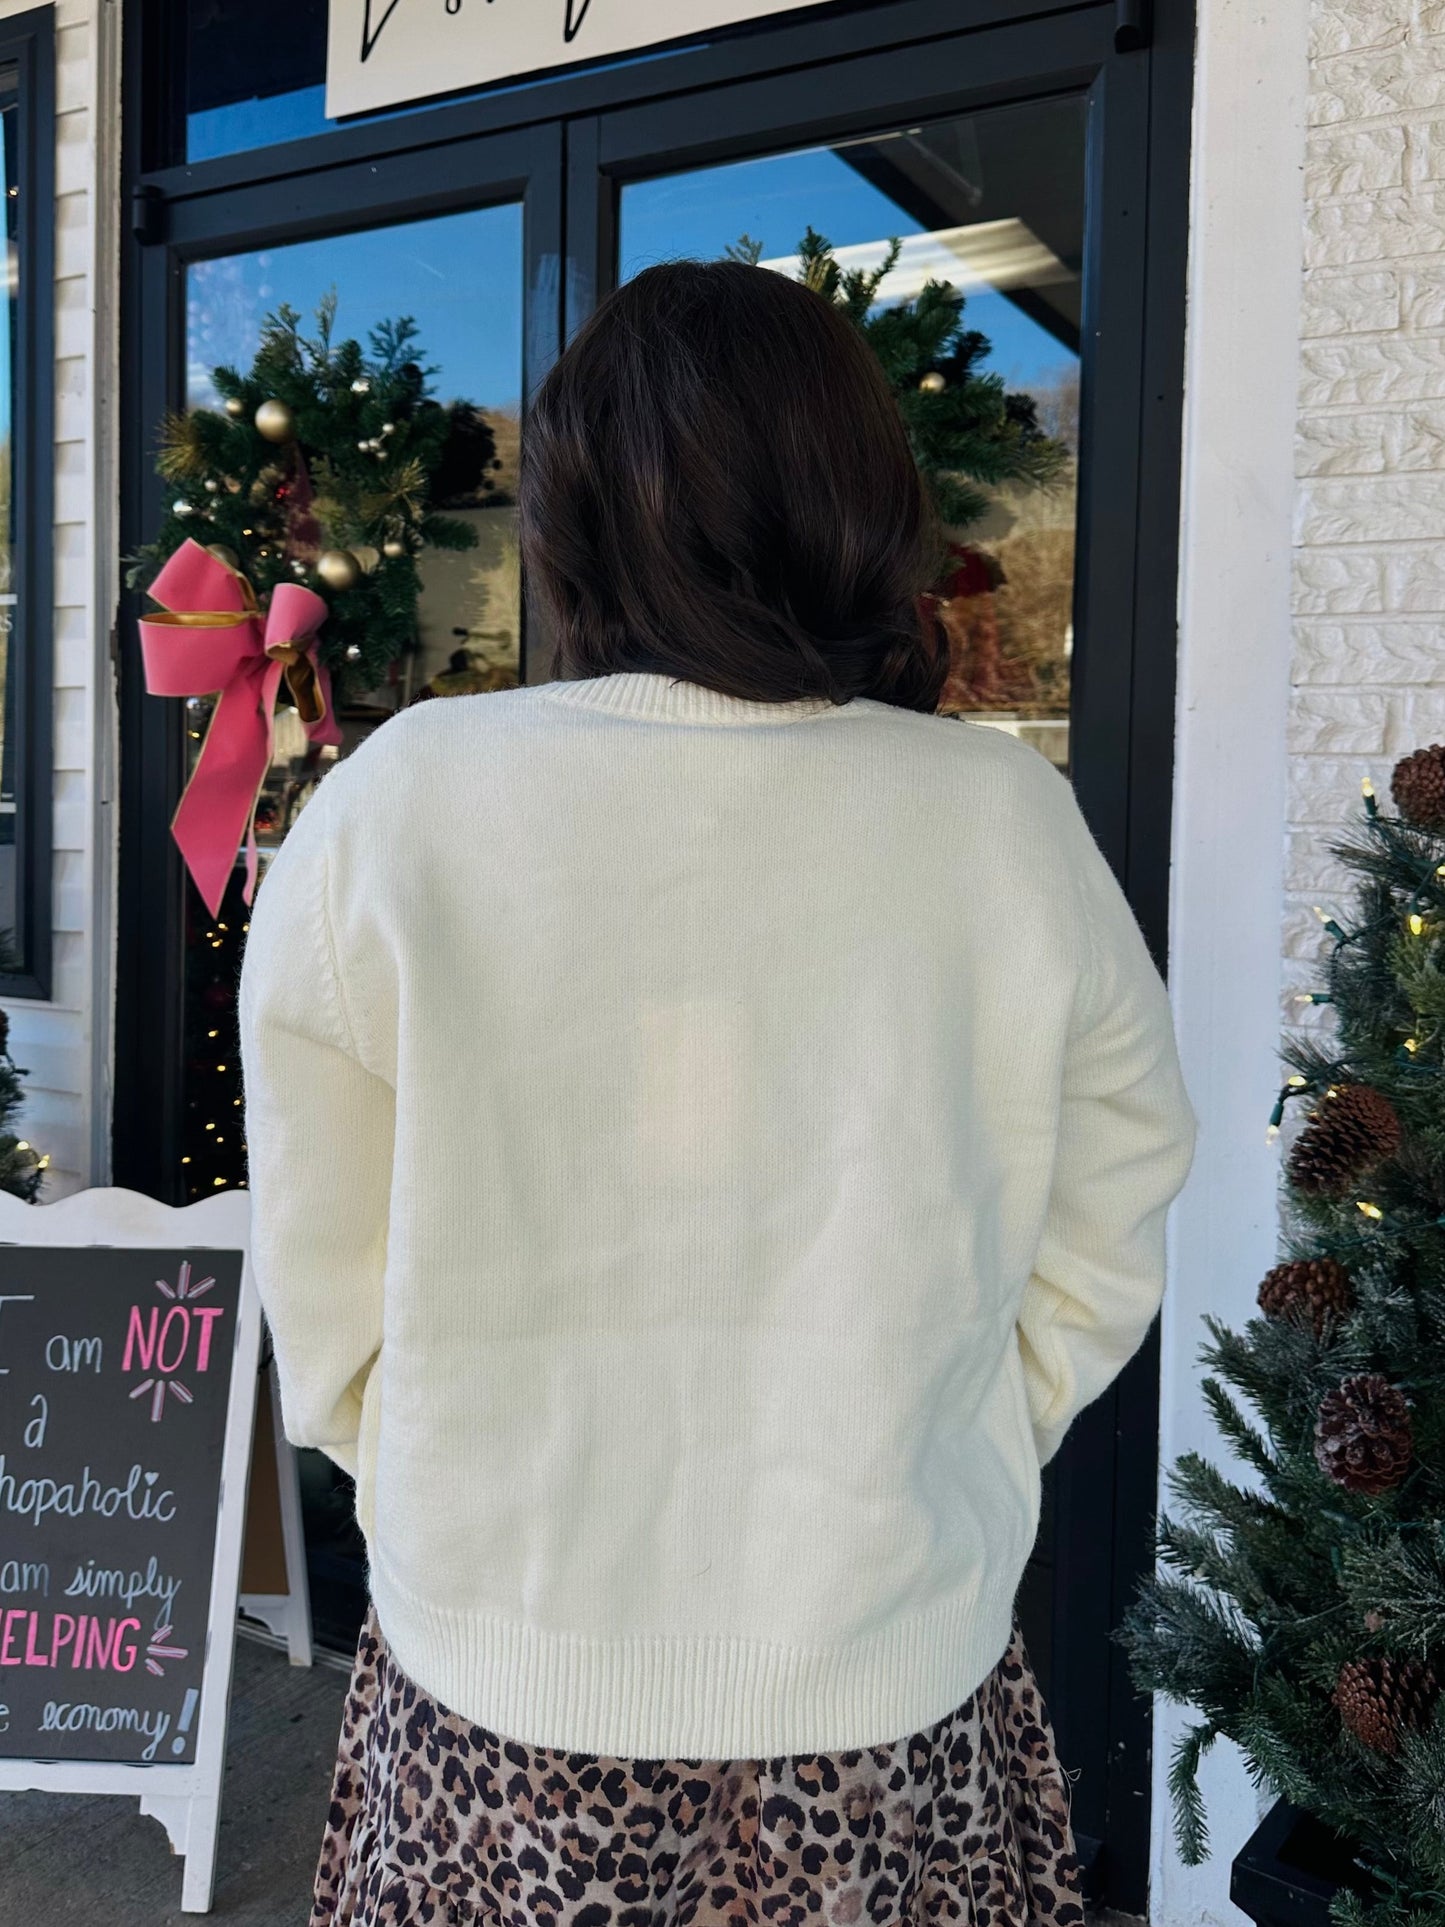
[
  {"xmin": 1357, "ymin": 1201, "xmax": 1384, "ymax": 1221},
  {"xmin": 1362, "ymin": 775, "xmax": 1377, "ymax": 816},
  {"xmin": 1266, "ymin": 1074, "xmax": 1310, "ymax": 1141},
  {"xmin": 1409, "ymin": 912, "xmax": 1426, "ymax": 937}
]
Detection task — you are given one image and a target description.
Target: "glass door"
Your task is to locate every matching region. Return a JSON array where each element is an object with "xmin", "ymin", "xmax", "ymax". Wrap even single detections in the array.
[
  {"xmin": 563, "ymin": 13, "xmax": 1170, "ymax": 1905},
  {"xmin": 117, "ymin": 123, "xmax": 563, "ymax": 1652}
]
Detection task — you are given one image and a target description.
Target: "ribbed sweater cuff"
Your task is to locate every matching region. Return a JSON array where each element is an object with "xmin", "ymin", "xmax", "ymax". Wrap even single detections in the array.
[{"xmin": 368, "ymin": 1550, "xmax": 1018, "ymax": 1758}]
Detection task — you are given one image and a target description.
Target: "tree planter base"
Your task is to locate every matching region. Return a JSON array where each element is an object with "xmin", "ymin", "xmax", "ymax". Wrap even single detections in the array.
[{"xmin": 1231, "ymin": 1800, "xmax": 1378, "ymax": 1926}]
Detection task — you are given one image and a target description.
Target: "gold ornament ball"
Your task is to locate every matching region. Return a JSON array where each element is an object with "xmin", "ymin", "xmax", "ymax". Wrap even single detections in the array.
[
  {"xmin": 316, "ymin": 548, "xmax": 362, "ymax": 592},
  {"xmin": 382, "ymin": 538, "xmax": 407, "ymax": 559},
  {"xmin": 223, "ymin": 397, "xmax": 246, "ymax": 419},
  {"xmin": 352, "ymin": 544, "xmax": 381, "ymax": 575},
  {"xmin": 254, "ymin": 399, "xmax": 296, "ymax": 443},
  {"xmin": 919, "ymin": 371, "xmax": 947, "ymax": 395},
  {"xmin": 205, "ymin": 544, "xmax": 240, "ymax": 571}
]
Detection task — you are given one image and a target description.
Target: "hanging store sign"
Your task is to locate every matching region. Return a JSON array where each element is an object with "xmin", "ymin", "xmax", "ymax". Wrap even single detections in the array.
[{"xmin": 327, "ymin": 0, "xmax": 830, "ymax": 118}]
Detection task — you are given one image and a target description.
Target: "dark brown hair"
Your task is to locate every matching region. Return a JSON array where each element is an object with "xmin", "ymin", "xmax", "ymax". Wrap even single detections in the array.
[{"xmin": 520, "ymin": 260, "xmax": 945, "ymax": 711}]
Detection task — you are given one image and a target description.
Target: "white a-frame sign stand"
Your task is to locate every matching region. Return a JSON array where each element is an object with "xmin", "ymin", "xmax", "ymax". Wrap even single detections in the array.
[{"xmin": 0, "ymin": 1188, "xmax": 262, "ymax": 1911}]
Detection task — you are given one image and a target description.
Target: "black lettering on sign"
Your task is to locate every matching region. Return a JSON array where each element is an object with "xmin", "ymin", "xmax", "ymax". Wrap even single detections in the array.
[
  {"xmin": 0, "ymin": 1247, "xmax": 242, "ymax": 1764},
  {"xmin": 360, "ymin": 0, "xmax": 597, "ymax": 63}
]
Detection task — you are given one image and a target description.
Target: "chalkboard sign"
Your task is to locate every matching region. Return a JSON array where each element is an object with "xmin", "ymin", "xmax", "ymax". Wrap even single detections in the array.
[
  {"xmin": 0, "ymin": 1188, "xmax": 261, "ymax": 1913},
  {"xmin": 0, "ymin": 1245, "xmax": 243, "ymax": 1764}
]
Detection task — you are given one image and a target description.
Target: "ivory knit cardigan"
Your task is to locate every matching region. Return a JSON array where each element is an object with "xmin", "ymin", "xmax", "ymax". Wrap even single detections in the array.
[{"xmin": 239, "ymin": 670, "xmax": 1196, "ymax": 1757}]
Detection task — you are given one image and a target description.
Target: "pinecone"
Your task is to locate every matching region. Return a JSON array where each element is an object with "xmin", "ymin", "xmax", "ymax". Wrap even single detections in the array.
[
  {"xmin": 1390, "ymin": 743, "xmax": 1445, "ymax": 831},
  {"xmin": 1287, "ymin": 1084, "xmax": 1402, "ymax": 1198},
  {"xmin": 1257, "ymin": 1257, "xmax": 1354, "ymax": 1337},
  {"xmin": 1334, "ymin": 1655, "xmax": 1439, "ymax": 1755},
  {"xmin": 1315, "ymin": 1375, "xmax": 1413, "ymax": 1494}
]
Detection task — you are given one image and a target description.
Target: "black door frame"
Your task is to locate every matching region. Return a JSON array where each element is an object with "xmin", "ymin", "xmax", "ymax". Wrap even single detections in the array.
[{"xmin": 118, "ymin": 4, "xmax": 1193, "ymax": 1911}]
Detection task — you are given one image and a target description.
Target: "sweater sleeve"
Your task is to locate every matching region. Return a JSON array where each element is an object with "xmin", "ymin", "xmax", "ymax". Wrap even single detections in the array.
[
  {"xmin": 238, "ymin": 780, "xmax": 394, "ymax": 1479},
  {"xmin": 1016, "ymin": 776, "xmax": 1197, "ymax": 1468}
]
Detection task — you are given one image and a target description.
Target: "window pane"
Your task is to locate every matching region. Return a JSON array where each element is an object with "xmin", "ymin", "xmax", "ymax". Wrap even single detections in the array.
[
  {"xmin": 620, "ymin": 96, "xmax": 1085, "ymax": 773},
  {"xmin": 180, "ymin": 197, "xmax": 524, "ymax": 1200}
]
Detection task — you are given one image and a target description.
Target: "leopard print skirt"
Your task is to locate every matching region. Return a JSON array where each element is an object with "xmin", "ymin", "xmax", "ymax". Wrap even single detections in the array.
[{"xmin": 312, "ymin": 1607, "xmax": 1085, "ymax": 1927}]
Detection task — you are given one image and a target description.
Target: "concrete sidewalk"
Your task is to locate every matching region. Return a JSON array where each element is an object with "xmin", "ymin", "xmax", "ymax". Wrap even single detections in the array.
[{"xmin": 0, "ymin": 1629, "xmax": 348, "ymax": 1925}]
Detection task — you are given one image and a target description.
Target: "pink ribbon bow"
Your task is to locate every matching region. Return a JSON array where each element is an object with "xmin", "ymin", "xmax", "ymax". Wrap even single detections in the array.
[{"xmin": 139, "ymin": 539, "xmax": 342, "ymax": 918}]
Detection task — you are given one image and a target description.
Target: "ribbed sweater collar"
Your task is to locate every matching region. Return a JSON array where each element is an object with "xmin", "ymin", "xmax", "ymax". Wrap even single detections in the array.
[{"xmin": 538, "ymin": 672, "xmax": 847, "ymax": 726}]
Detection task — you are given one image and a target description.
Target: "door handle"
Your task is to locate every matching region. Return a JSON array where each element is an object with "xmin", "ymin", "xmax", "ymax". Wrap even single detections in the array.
[{"xmin": 1115, "ymin": 0, "xmax": 1151, "ymax": 50}]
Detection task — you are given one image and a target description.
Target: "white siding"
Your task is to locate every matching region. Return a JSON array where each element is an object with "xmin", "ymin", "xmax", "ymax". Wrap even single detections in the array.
[
  {"xmin": 2, "ymin": 0, "xmax": 118, "ymax": 1197},
  {"xmin": 1287, "ymin": 0, "xmax": 1445, "ymax": 1035}
]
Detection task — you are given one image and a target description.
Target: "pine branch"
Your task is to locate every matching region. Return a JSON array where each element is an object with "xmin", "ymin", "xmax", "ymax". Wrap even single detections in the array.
[{"xmin": 1168, "ymin": 1722, "xmax": 1218, "ymax": 1864}]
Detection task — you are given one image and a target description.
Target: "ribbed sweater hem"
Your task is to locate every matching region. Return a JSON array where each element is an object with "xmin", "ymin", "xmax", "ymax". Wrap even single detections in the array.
[{"xmin": 368, "ymin": 1549, "xmax": 1018, "ymax": 1758}]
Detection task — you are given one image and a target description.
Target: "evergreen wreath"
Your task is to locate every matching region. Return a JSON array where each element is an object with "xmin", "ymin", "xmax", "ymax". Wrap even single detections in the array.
[
  {"xmin": 129, "ymin": 296, "xmax": 502, "ymax": 699},
  {"xmin": 1121, "ymin": 756, "xmax": 1445, "ymax": 1927}
]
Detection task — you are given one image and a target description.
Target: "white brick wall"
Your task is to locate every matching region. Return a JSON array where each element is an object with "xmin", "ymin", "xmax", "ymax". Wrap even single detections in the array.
[
  {"xmin": 2, "ymin": 0, "xmax": 118, "ymax": 1195},
  {"xmin": 1289, "ymin": 0, "xmax": 1445, "ymax": 1031}
]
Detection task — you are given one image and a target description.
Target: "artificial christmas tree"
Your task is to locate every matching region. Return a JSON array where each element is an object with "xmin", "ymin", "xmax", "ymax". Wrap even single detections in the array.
[{"xmin": 1123, "ymin": 750, "xmax": 1445, "ymax": 1927}]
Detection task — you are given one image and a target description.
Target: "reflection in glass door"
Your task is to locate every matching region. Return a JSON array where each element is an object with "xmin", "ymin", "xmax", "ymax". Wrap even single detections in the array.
[
  {"xmin": 619, "ymin": 96, "xmax": 1085, "ymax": 774},
  {"xmin": 178, "ymin": 203, "xmax": 525, "ymax": 1652},
  {"xmin": 180, "ymin": 200, "xmax": 524, "ymax": 1206}
]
